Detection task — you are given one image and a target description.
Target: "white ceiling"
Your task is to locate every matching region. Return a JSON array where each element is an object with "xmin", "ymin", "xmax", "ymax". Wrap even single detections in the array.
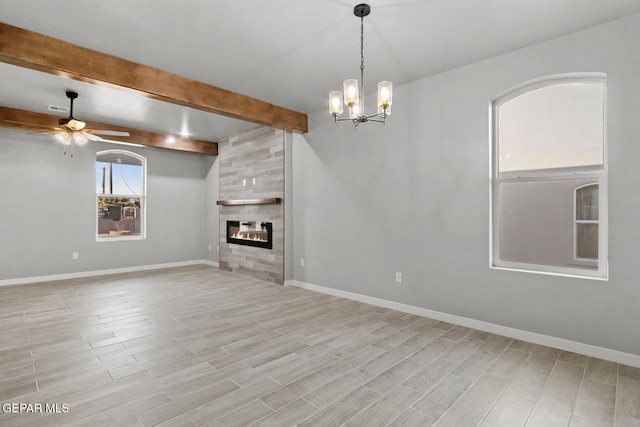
[{"xmin": 1, "ymin": 0, "xmax": 640, "ymax": 141}]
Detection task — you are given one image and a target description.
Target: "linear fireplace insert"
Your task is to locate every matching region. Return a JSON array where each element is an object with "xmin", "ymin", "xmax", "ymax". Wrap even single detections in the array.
[{"xmin": 226, "ymin": 221, "xmax": 273, "ymax": 249}]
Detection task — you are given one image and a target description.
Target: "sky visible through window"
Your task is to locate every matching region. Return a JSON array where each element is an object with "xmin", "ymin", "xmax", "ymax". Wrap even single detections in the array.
[{"xmin": 96, "ymin": 161, "xmax": 142, "ymax": 195}]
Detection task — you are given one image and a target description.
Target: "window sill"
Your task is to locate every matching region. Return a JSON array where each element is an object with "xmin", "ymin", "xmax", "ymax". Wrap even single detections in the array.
[
  {"xmin": 490, "ymin": 264, "xmax": 608, "ymax": 281},
  {"xmin": 97, "ymin": 234, "xmax": 145, "ymax": 242}
]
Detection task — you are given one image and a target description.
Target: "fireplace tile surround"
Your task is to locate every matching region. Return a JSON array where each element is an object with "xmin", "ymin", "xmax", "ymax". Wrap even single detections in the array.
[{"xmin": 218, "ymin": 127, "xmax": 284, "ymax": 284}]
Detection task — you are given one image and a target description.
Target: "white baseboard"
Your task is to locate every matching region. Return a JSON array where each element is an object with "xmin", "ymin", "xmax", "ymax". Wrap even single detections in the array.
[
  {"xmin": 0, "ymin": 259, "xmax": 219, "ymax": 287},
  {"xmin": 285, "ymin": 279, "xmax": 640, "ymax": 368},
  {"xmin": 201, "ymin": 260, "xmax": 220, "ymax": 268}
]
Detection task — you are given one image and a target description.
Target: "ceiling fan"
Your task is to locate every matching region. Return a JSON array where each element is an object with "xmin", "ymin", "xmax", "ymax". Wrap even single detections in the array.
[{"xmin": 6, "ymin": 91, "xmax": 131, "ymax": 155}]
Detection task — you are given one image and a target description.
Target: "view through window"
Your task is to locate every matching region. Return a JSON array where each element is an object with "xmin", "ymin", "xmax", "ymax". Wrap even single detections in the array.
[{"xmin": 96, "ymin": 150, "xmax": 145, "ymax": 240}]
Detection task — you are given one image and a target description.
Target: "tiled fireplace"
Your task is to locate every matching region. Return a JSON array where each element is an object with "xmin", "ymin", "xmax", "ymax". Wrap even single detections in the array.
[{"xmin": 218, "ymin": 127, "xmax": 284, "ymax": 284}]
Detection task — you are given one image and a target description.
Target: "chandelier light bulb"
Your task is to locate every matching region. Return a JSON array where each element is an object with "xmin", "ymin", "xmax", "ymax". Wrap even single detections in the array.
[
  {"xmin": 343, "ymin": 79, "xmax": 359, "ymax": 107},
  {"xmin": 350, "ymin": 103, "xmax": 360, "ymax": 119},
  {"xmin": 377, "ymin": 81, "xmax": 393, "ymax": 116},
  {"xmin": 329, "ymin": 91, "xmax": 344, "ymax": 116}
]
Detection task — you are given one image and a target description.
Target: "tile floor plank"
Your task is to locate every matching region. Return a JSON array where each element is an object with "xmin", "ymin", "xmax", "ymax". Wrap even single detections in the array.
[
  {"xmin": 527, "ymin": 345, "xmax": 561, "ymax": 369},
  {"xmin": 507, "ymin": 362, "xmax": 553, "ymax": 402},
  {"xmin": 615, "ymin": 376, "xmax": 640, "ymax": 427},
  {"xmin": 345, "ymin": 385, "xmax": 421, "ymax": 427},
  {"xmin": 525, "ymin": 394, "xmax": 574, "ymax": 427},
  {"xmin": 573, "ymin": 378, "xmax": 615, "ymax": 426},
  {"xmin": 388, "ymin": 408, "xmax": 436, "ymax": 427},
  {"xmin": 304, "ymin": 368, "xmax": 376, "ymax": 408},
  {"xmin": 479, "ymin": 392, "xmax": 534, "ymax": 427},
  {"xmin": 585, "ymin": 357, "xmax": 618, "ymax": 386},
  {"xmin": 403, "ymin": 357, "xmax": 459, "ymax": 394},
  {"xmin": 544, "ymin": 361, "xmax": 584, "ymax": 401},
  {"xmin": 297, "ymin": 386, "xmax": 381, "ymax": 427},
  {"xmin": 201, "ymin": 399, "xmax": 273, "ymax": 427},
  {"xmin": 249, "ymin": 398, "xmax": 318, "ymax": 427}
]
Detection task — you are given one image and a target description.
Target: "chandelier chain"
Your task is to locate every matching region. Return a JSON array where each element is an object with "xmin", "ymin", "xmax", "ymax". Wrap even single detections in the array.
[
  {"xmin": 360, "ymin": 15, "xmax": 365, "ymax": 112},
  {"xmin": 360, "ymin": 15, "xmax": 365, "ymax": 73}
]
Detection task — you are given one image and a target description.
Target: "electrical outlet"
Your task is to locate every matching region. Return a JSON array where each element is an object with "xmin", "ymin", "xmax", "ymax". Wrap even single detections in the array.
[
  {"xmin": 242, "ymin": 179, "xmax": 246, "ymax": 186},
  {"xmin": 252, "ymin": 177, "xmax": 257, "ymax": 185},
  {"xmin": 72, "ymin": 252, "xmax": 79, "ymax": 260},
  {"xmin": 395, "ymin": 272, "xmax": 402, "ymax": 283},
  {"xmin": 208, "ymin": 244, "xmax": 212, "ymax": 251},
  {"xmin": 300, "ymin": 258, "xmax": 305, "ymax": 267}
]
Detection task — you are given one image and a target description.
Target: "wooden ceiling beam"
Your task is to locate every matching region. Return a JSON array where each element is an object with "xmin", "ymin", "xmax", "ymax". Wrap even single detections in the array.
[
  {"xmin": 0, "ymin": 22, "xmax": 308, "ymax": 134},
  {"xmin": 0, "ymin": 106, "xmax": 218, "ymax": 156}
]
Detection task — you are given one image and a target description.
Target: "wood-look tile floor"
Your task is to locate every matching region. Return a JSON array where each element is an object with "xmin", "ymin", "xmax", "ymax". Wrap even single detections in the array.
[{"xmin": 1, "ymin": 265, "xmax": 639, "ymax": 427}]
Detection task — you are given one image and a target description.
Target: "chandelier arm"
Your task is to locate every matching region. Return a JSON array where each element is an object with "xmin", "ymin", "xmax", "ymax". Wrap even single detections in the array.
[
  {"xmin": 363, "ymin": 111, "xmax": 386, "ymax": 119},
  {"xmin": 335, "ymin": 116, "xmax": 357, "ymax": 123}
]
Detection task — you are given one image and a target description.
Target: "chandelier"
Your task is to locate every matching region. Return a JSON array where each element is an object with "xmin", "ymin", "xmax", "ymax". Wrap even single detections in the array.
[{"xmin": 329, "ymin": 3, "xmax": 392, "ymax": 126}]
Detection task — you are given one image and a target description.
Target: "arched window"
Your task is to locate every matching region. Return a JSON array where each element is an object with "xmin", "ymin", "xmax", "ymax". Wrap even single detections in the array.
[
  {"xmin": 491, "ymin": 74, "xmax": 607, "ymax": 279},
  {"xmin": 96, "ymin": 150, "xmax": 146, "ymax": 240}
]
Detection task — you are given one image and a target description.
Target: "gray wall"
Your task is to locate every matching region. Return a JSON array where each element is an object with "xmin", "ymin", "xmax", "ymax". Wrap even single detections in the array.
[
  {"xmin": 0, "ymin": 129, "xmax": 216, "ymax": 280},
  {"xmin": 205, "ymin": 155, "xmax": 220, "ymax": 263},
  {"xmin": 291, "ymin": 13, "xmax": 640, "ymax": 356}
]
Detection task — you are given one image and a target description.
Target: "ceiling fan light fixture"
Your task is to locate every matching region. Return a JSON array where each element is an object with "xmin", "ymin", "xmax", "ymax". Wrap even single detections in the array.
[
  {"xmin": 72, "ymin": 131, "xmax": 88, "ymax": 145},
  {"xmin": 67, "ymin": 118, "xmax": 86, "ymax": 131},
  {"xmin": 54, "ymin": 131, "xmax": 71, "ymax": 145},
  {"xmin": 329, "ymin": 3, "xmax": 393, "ymax": 127}
]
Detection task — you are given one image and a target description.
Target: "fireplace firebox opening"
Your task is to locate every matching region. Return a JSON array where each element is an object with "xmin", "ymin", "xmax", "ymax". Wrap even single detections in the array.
[{"xmin": 226, "ymin": 221, "xmax": 273, "ymax": 249}]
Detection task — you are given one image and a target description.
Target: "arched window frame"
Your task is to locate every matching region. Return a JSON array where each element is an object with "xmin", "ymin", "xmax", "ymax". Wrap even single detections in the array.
[
  {"xmin": 490, "ymin": 73, "xmax": 608, "ymax": 280},
  {"xmin": 96, "ymin": 149, "xmax": 147, "ymax": 241}
]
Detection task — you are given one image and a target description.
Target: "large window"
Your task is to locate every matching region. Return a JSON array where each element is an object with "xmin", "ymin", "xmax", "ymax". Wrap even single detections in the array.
[
  {"xmin": 491, "ymin": 74, "xmax": 607, "ymax": 279},
  {"xmin": 96, "ymin": 150, "xmax": 146, "ymax": 240}
]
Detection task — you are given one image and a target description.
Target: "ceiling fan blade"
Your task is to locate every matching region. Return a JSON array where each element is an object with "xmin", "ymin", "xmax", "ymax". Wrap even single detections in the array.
[
  {"xmin": 98, "ymin": 139, "xmax": 145, "ymax": 148},
  {"xmin": 29, "ymin": 130, "xmax": 60, "ymax": 135},
  {"xmin": 4, "ymin": 120, "xmax": 58, "ymax": 131},
  {"xmin": 89, "ymin": 130, "xmax": 130, "ymax": 137},
  {"xmin": 84, "ymin": 133, "xmax": 105, "ymax": 142}
]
